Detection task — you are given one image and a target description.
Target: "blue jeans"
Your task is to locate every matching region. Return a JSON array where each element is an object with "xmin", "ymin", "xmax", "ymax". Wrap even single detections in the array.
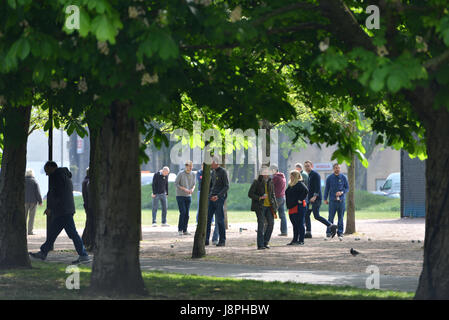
[
  {"xmin": 152, "ymin": 193, "xmax": 168, "ymax": 224},
  {"xmin": 327, "ymin": 200, "xmax": 346, "ymax": 236},
  {"xmin": 276, "ymin": 197, "xmax": 287, "ymax": 235},
  {"xmin": 206, "ymin": 197, "xmax": 226, "ymax": 244},
  {"xmin": 256, "ymin": 206, "xmax": 274, "ymax": 248},
  {"xmin": 196, "ymin": 191, "xmax": 219, "ymax": 241},
  {"xmin": 289, "ymin": 205, "xmax": 306, "ymax": 243},
  {"xmin": 177, "ymin": 196, "xmax": 192, "ymax": 233},
  {"xmin": 41, "ymin": 214, "xmax": 87, "ymax": 257},
  {"xmin": 305, "ymin": 199, "xmax": 331, "ymax": 232}
]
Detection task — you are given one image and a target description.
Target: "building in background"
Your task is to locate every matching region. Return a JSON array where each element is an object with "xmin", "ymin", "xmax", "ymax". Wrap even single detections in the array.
[{"xmin": 26, "ymin": 129, "xmax": 70, "ymax": 195}]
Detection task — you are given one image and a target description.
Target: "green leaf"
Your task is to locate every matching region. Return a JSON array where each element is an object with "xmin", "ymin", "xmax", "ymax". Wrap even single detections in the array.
[
  {"xmin": 91, "ymin": 15, "xmax": 119, "ymax": 44},
  {"xmin": 158, "ymin": 34, "xmax": 179, "ymax": 60},
  {"xmin": 7, "ymin": 0, "xmax": 16, "ymax": 9},
  {"xmin": 16, "ymin": 38, "xmax": 31, "ymax": 60}
]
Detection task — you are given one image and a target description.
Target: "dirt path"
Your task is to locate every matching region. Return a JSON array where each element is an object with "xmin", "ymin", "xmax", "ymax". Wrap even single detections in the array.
[{"xmin": 27, "ymin": 218, "xmax": 425, "ymax": 277}]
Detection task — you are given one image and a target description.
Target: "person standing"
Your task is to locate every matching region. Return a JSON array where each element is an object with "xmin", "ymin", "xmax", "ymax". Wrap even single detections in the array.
[
  {"xmin": 175, "ymin": 161, "xmax": 196, "ymax": 235},
  {"xmin": 324, "ymin": 163, "xmax": 349, "ymax": 240},
  {"xmin": 303, "ymin": 160, "xmax": 337, "ymax": 239},
  {"xmin": 248, "ymin": 166, "xmax": 278, "ymax": 250},
  {"xmin": 205, "ymin": 156, "xmax": 229, "ymax": 247},
  {"xmin": 152, "ymin": 166, "xmax": 170, "ymax": 227},
  {"xmin": 270, "ymin": 164, "xmax": 287, "ymax": 237},
  {"xmin": 285, "ymin": 170, "xmax": 308, "ymax": 245},
  {"xmin": 24, "ymin": 169, "xmax": 42, "ymax": 235},
  {"xmin": 295, "ymin": 163, "xmax": 309, "ymax": 187},
  {"xmin": 29, "ymin": 161, "xmax": 89, "ymax": 264},
  {"xmin": 81, "ymin": 168, "xmax": 89, "ymax": 214}
]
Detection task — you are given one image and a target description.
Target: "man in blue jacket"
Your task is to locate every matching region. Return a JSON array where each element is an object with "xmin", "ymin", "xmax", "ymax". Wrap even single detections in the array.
[
  {"xmin": 304, "ymin": 160, "xmax": 337, "ymax": 238},
  {"xmin": 324, "ymin": 163, "xmax": 349, "ymax": 240}
]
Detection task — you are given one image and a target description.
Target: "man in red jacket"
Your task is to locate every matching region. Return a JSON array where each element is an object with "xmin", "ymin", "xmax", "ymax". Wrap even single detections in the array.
[{"xmin": 270, "ymin": 165, "xmax": 287, "ymax": 236}]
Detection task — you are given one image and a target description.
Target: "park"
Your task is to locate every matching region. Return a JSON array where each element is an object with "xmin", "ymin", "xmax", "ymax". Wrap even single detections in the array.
[{"xmin": 1, "ymin": 0, "xmax": 449, "ymax": 305}]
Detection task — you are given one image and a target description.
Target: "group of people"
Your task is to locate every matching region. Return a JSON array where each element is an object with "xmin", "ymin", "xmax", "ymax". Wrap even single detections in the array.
[
  {"xmin": 151, "ymin": 156, "xmax": 229, "ymax": 246},
  {"xmin": 152, "ymin": 158, "xmax": 349, "ymax": 250},
  {"xmin": 249, "ymin": 161, "xmax": 349, "ymax": 250}
]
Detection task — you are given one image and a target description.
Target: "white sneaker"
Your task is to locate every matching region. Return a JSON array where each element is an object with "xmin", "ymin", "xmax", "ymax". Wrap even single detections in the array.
[
  {"xmin": 338, "ymin": 236, "xmax": 343, "ymax": 241},
  {"xmin": 183, "ymin": 231, "xmax": 192, "ymax": 235},
  {"xmin": 152, "ymin": 223, "xmax": 157, "ymax": 227},
  {"xmin": 161, "ymin": 223, "xmax": 170, "ymax": 227},
  {"xmin": 178, "ymin": 231, "xmax": 183, "ymax": 236}
]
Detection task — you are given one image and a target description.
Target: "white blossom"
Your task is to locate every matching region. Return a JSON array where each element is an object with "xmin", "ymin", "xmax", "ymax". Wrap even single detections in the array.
[
  {"xmin": 319, "ymin": 37, "xmax": 330, "ymax": 52},
  {"xmin": 97, "ymin": 41, "xmax": 109, "ymax": 55},
  {"xmin": 78, "ymin": 78, "xmax": 88, "ymax": 93}
]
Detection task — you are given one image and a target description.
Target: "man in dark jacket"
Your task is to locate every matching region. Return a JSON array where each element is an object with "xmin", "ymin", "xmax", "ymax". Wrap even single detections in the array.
[
  {"xmin": 152, "ymin": 166, "xmax": 170, "ymax": 226},
  {"xmin": 248, "ymin": 166, "xmax": 278, "ymax": 250},
  {"xmin": 205, "ymin": 157, "xmax": 229, "ymax": 247},
  {"xmin": 25, "ymin": 169, "xmax": 43, "ymax": 235},
  {"xmin": 303, "ymin": 160, "xmax": 337, "ymax": 239},
  {"xmin": 29, "ymin": 161, "xmax": 89, "ymax": 264}
]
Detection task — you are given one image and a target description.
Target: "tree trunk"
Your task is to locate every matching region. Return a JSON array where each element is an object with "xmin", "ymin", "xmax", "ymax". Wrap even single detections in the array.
[
  {"xmin": 192, "ymin": 162, "xmax": 211, "ymax": 258},
  {"xmin": 82, "ymin": 126, "xmax": 98, "ymax": 252},
  {"xmin": 0, "ymin": 105, "xmax": 32, "ymax": 269},
  {"xmin": 345, "ymin": 153, "xmax": 356, "ymax": 235},
  {"xmin": 415, "ymin": 109, "xmax": 449, "ymax": 299},
  {"xmin": 89, "ymin": 101, "xmax": 145, "ymax": 295}
]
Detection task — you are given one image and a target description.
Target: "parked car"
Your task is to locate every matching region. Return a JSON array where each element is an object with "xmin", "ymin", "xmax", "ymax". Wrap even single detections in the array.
[{"xmin": 373, "ymin": 172, "xmax": 400, "ymax": 198}]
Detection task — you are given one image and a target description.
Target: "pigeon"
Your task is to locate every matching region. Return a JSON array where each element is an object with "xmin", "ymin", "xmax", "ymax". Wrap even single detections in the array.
[{"xmin": 350, "ymin": 248, "xmax": 360, "ymax": 256}]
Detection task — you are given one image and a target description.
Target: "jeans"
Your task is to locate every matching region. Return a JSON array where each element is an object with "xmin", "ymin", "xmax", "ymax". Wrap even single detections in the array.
[
  {"xmin": 289, "ymin": 205, "xmax": 306, "ymax": 243},
  {"xmin": 25, "ymin": 202, "xmax": 37, "ymax": 234},
  {"xmin": 327, "ymin": 200, "xmax": 346, "ymax": 236},
  {"xmin": 276, "ymin": 197, "xmax": 287, "ymax": 235},
  {"xmin": 255, "ymin": 206, "xmax": 274, "ymax": 248},
  {"xmin": 176, "ymin": 196, "xmax": 192, "ymax": 233},
  {"xmin": 152, "ymin": 193, "xmax": 168, "ymax": 224},
  {"xmin": 196, "ymin": 191, "xmax": 219, "ymax": 241},
  {"xmin": 41, "ymin": 214, "xmax": 87, "ymax": 257},
  {"xmin": 206, "ymin": 197, "xmax": 226, "ymax": 244},
  {"xmin": 305, "ymin": 199, "xmax": 331, "ymax": 232}
]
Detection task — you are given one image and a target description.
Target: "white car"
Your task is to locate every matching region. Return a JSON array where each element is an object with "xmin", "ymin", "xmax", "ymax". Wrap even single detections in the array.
[{"xmin": 372, "ymin": 172, "xmax": 400, "ymax": 198}]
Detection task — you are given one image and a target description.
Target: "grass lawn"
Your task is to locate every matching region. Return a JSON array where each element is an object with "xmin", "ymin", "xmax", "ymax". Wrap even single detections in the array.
[
  {"xmin": 0, "ymin": 261, "xmax": 413, "ymax": 300},
  {"xmin": 30, "ymin": 207, "xmax": 400, "ymax": 231}
]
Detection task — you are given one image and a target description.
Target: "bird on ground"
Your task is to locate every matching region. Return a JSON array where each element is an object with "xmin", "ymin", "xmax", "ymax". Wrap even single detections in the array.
[{"xmin": 350, "ymin": 248, "xmax": 360, "ymax": 256}]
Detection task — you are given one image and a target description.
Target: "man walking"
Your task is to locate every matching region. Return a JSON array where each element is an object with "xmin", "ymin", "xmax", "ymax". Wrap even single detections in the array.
[
  {"xmin": 303, "ymin": 160, "xmax": 337, "ymax": 239},
  {"xmin": 29, "ymin": 161, "xmax": 89, "ymax": 264},
  {"xmin": 324, "ymin": 163, "xmax": 349, "ymax": 240},
  {"xmin": 175, "ymin": 160, "xmax": 196, "ymax": 235},
  {"xmin": 205, "ymin": 156, "xmax": 229, "ymax": 247},
  {"xmin": 270, "ymin": 164, "xmax": 287, "ymax": 237},
  {"xmin": 25, "ymin": 169, "xmax": 42, "ymax": 235},
  {"xmin": 295, "ymin": 163, "xmax": 309, "ymax": 187},
  {"xmin": 152, "ymin": 166, "xmax": 170, "ymax": 227}
]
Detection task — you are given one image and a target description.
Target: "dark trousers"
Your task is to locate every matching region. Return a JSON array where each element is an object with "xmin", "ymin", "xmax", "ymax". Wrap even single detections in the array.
[
  {"xmin": 305, "ymin": 200, "xmax": 331, "ymax": 232},
  {"xmin": 177, "ymin": 196, "xmax": 192, "ymax": 233},
  {"xmin": 289, "ymin": 205, "xmax": 306, "ymax": 243},
  {"xmin": 41, "ymin": 214, "xmax": 87, "ymax": 257},
  {"xmin": 206, "ymin": 197, "xmax": 226, "ymax": 244},
  {"xmin": 255, "ymin": 206, "xmax": 274, "ymax": 248}
]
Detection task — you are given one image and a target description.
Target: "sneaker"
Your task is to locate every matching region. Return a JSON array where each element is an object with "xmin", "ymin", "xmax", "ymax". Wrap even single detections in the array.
[
  {"xmin": 72, "ymin": 255, "xmax": 91, "ymax": 265},
  {"xmin": 257, "ymin": 247, "xmax": 266, "ymax": 250},
  {"xmin": 205, "ymin": 241, "xmax": 209, "ymax": 246},
  {"xmin": 212, "ymin": 240, "xmax": 219, "ymax": 245},
  {"xmin": 183, "ymin": 231, "xmax": 192, "ymax": 235},
  {"xmin": 287, "ymin": 241, "xmax": 297, "ymax": 245},
  {"xmin": 278, "ymin": 233, "xmax": 288, "ymax": 237},
  {"xmin": 216, "ymin": 242, "xmax": 226, "ymax": 247},
  {"xmin": 329, "ymin": 225, "xmax": 338, "ymax": 238},
  {"xmin": 264, "ymin": 245, "xmax": 270, "ymax": 249},
  {"xmin": 28, "ymin": 232, "xmax": 35, "ymax": 235},
  {"xmin": 338, "ymin": 236, "xmax": 343, "ymax": 241},
  {"xmin": 178, "ymin": 231, "xmax": 183, "ymax": 236},
  {"xmin": 152, "ymin": 223, "xmax": 158, "ymax": 227},
  {"xmin": 298, "ymin": 242, "xmax": 304, "ymax": 245},
  {"xmin": 161, "ymin": 223, "xmax": 170, "ymax": 227},
  {"xmin": 29, "ymin": 251, "xmax": 46, "ymax": 261},
  {"xmin": 305, "ymin": 232, "xmax": 312, "ymax": 239}
]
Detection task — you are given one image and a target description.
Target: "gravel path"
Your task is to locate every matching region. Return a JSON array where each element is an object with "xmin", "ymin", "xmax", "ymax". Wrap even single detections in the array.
[{"xmin": 27, "ymin": 218, "xmax": 425, "ymax": 278}]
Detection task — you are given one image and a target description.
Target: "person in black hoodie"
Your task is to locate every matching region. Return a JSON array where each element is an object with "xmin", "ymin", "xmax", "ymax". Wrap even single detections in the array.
[
  {"xmin": 285, "ymin": 170, "xmax": 308, "ymax": 245},
  {"xmin": 29, "ymin": 161, "xmax": 90, "ymax": 264}
]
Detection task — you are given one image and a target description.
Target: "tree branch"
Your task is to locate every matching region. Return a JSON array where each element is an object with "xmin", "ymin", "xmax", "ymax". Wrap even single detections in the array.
[
  {"xmin": 252, "ymin": 2, "xmax": 319, "ymax": 26},
  {"xmin": 424, "ymin": 48, "xmax": 449, "ymax": 72}
]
